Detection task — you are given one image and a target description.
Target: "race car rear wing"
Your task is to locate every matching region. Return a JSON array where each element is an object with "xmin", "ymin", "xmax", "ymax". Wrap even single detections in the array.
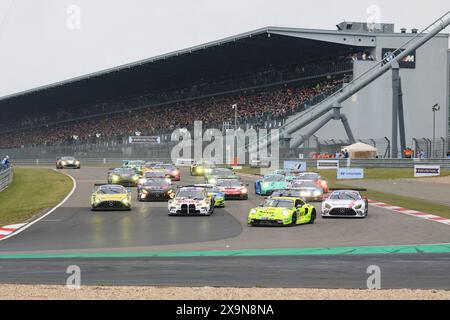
[
  {"xmin": 92, "ymin": 183, "xmax": 132, "ymax": 192},
  {"xmin": 329, "ymin": 188, "xmax": 367, "ymax": 192}
]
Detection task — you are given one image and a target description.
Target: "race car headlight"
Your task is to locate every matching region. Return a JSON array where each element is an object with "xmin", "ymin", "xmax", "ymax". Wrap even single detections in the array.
[
  {"xmin": 282, "ymin": 210, "xmax": 290, "ymax": 217},
  {"xmin": 250, "ymin": 209, "xmax": 257, "ymax": 214},
  {"xmin": 141, "ymin": 189, "xmax": 148, "ymax": 194},
  {"xmin": 61, "ymin": 161, "xmax": 67, "ymax": 165},
  {"xmin": 241, "ymin": 187, "xmax": 248, "ymax": 194},
  {"xmin": 262, "ymin": 182, "xmax": 269, "ymax": 188},
  {"xmin": 209, "ymin": 178, "xmax": 217, "ymax": 184},
  {"xmin": 112, "ymin": 175, "xmax": 120, "ymax": 181},
  {"xmin": 132, "ymin": 175, "xmax": 139, "ymax": 181},
  {"xmin": 94, "ymin": 198, "xmax": 101, "ymax": 204},
  {"xmin": 313, "ymin": 190, "xmax": 321, "ymax": 196},
  {"xmin": 122, "ymin": 198, "xmax": 129, "ymax": 205},
  {"xmin": 354, "ymin": 204, "xmax": 362, "ymax": 209},
  {"xmin": 165, "ymin": 178, "xmax": 172, "ymax": 183},
  {"xmin": 324, "ymin": 203, "xmax": 331, "ymax": 209}
]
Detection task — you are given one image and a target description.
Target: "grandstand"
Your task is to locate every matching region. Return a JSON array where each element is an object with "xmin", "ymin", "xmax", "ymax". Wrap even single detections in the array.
[{"xmin": 0, "ymin": 23, "xmax": 448, "ymax": 158}]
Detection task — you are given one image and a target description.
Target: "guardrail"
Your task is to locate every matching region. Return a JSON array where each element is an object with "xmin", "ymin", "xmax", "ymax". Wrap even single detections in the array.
[
  {"xmin": 11, "ymin": 158, "xmax": 173, "ymax": 166},
  {"xmin": 0, "ymin": 167, "xmax": 13, "ymax": 192},
  {"xmin": 280, "ymin": 158, "xmax": 450, "ymax": 169}
]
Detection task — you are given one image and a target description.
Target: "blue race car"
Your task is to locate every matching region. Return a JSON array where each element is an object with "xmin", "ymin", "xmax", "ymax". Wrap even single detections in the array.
[
  {"xmin": 255, "ymin": 174, "xmax": 289, "ymax": 196},
  {"xmin": 194, "ymin": 184, "xmax": 226, "ymax": 207}
]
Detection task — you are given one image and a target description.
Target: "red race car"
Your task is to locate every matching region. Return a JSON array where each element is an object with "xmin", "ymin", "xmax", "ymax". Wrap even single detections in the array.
[
  {"xmin": 297, "ymin": 172, "xmax": 329, "ymax": 193},
  {"xmin": 156, "ymin": 164, "xmax": 181, "ymax": 181},
  {"xmin": 216, "ymin": 179, "xmax": 248, "ymax": 200}
]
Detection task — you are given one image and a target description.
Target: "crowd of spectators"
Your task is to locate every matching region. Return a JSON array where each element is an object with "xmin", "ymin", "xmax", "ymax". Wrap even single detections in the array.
[
  {"xmin": 0, "ymin": 78, "xmax": 344, "ymax": 149},
  {"xmin": 1, "ymin": 55, "xmax": 354, "ymax": 133}
]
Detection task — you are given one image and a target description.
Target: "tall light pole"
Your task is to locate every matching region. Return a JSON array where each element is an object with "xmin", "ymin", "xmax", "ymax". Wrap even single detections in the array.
[
  {"xmin": 432, "ymin": 103, "xmax": 440, "ymax": 158},
  {"xmin": 232, "ymin": 104, "xmax": 238, "ymax": 130}
]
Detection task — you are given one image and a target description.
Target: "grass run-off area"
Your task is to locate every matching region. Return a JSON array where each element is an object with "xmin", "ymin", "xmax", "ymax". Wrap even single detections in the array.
[
  {"xmin": 238, "ymin": 166, "xmax": 450, "ymax": 218},
  {"xmin": 0, "ymin": 168, "xmax": 73, "ymax": 226}
]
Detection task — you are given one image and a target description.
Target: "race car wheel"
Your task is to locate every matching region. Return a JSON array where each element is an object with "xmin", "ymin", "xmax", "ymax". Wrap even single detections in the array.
[
  {"xmin": 291, "ymin": 213, "xmax": 297, "ymax": 226},
  {"xmin": 309, "ymin": 209, "xmax": 316, "ymax": 224}
]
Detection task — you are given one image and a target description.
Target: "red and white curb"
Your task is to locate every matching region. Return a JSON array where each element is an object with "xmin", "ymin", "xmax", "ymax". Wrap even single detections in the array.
[
  {"xmin": 368, "ymin": 200, "xmax": 450, "ymax": 226},
  {"xmin": 0, "ymin": 223, "xmax": 27, "ymax": 239}
]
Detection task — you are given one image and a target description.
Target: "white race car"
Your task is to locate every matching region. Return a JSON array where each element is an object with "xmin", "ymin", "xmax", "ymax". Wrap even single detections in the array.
[
  {"xmin": 168, "ymin": 187, "xmax": 213, "ymax": 216},
  {"xmin": 321, "ymin": 189, "xmax": 368, "ymax": 218}
]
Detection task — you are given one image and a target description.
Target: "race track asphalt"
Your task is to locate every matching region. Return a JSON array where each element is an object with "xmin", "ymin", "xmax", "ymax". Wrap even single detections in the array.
[
  {"xmin": 1, "ymin": 254, "xmax": 450, "ymax": 289},
  {"xmin": 0, "ymin": 167, "xmax": 449, "ymax": 288}
]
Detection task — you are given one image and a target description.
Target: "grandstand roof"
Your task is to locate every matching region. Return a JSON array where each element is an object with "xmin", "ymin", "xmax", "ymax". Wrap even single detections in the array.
[{"xmin": 1, "ymin": 25, "xmax": 439, "ymax": 116}]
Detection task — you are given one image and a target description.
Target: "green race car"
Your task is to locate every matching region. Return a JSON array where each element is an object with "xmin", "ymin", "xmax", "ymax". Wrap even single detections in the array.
[
  {"xmin": 205, "ymin": 168, "xmax": 239, "ymax": 185},
  {"xmin": 275, "ymin": 168, "xmax": 302, "ymax": 183},
  {"xmin": 190, "ymin": 161, "xmax": 215, "ymax": 176},
  {"xmin": 122, "ymin": 160, "xmax": 146, "ymax": 172},
  {"xmin": 255, "ymin": 174, "xmax": 288, "ymax": 196},
  {"xmin": 248, "ymin": 196, "xmax": 316, "ymax": 227},
  {"xmin": 194, "ymin": 184, "xmax": 226, "ymax": 208}
]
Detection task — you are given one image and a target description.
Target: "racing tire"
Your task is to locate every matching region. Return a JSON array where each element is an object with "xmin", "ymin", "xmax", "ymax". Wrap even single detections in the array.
[
  {"xmin": 291, "ymin": 213, "xmax": 298, "ymax": 226},
  {"xmin": 309, "ymin": 209, "xmax": 316, "ymax": 224}
]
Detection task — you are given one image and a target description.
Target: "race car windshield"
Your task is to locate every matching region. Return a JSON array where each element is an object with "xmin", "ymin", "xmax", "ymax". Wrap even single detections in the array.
[
  {"xmin": 144, "ymin": 180, "xmax": 169, "ymax": 188},
  {"xmin": 176, "ymin": 190, "xmax": 205, "ymax": 200},
  {"xmin": 271, "ymin": 190, "xmax": 301, "ymax": 197},
  {"xmin": 264, "ymin": 175, "xmax": 284, "ymax": 182},
  {"xmin": 98, "ymin": 187, "xmax": 125, "ymax": 194},
  {"xmin": 291, "ymin": 180, "xmax": 316, "ymax": 188},
  {"xmin": 216, "ymin": 180, "xmax": 242, "ymax": 187},
  {"xmin": 330, "ymin": 192, "xmax": 361, "ymax": 200},
  {"xmin": 145, "ymin": 172, "xmax": 166, "ymax": 178},
  {"xmin": 263, "ymin": 199, "xmax": 293, "ymax": 208},
  {"xmin": 61, "ymin": 157, "xmax": 75, "ymax": 161},
  {"xmin": 115, "ymin": 169, "xmax": 135, "ymax": 174},
  {"xmin": 211, "ymin": 169, "xmax": 233, "ymax": 175}
]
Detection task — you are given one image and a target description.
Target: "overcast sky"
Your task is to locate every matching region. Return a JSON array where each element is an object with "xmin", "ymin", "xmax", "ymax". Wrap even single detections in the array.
[{"xmin": 0, "ymin": 0, "xmax": 448, "ymax": 97}]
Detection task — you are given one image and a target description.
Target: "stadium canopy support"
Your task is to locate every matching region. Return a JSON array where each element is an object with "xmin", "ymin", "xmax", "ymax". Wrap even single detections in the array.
[
  {"xmin": 289, "ymin": 103, "xmax": 356, "ymax": 149},
  {"xmin": 391, "ymin": 61, "xmax": 407, "ymax": 158}
]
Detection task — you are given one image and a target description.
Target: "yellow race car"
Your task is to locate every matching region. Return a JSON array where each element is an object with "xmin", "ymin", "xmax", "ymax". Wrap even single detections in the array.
[
  {"xmin": 56, "ymin": 156, "xmax": 81, "ymax": 169},
  {"xmin": 91, "ymin": 184, "xmax": 132, "ymax": 211}
]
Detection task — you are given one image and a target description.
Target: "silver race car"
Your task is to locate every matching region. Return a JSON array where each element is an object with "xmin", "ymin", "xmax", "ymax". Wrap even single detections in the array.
[
  {"xmin": 321, "ymin": 189, "xmax": 368, "ymax": 218},
  {"xmin": 289, "ymin": 179, "xmax": 324, "ymax": 202}
]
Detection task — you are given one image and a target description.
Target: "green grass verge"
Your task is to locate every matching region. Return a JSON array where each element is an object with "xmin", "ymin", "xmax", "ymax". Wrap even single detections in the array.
[{"xmin": 0, "ymin": 168, "xmax": 73, "ymax": 226}]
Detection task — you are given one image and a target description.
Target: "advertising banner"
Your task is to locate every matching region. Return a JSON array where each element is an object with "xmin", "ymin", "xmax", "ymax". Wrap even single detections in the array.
[
  {"xmin": 284, "ymin": 161, "xmax": 307, "ymax": 172},
  {"xmin": 317, "ymin": 160, "xmax": 339, "ymax": 170},
  {"xmin": 128, "ymin": 136, "xmax": 161, "ymax": 144},
  {"xmin": 337, "ymin": 168, "xmax": 364, "ymax": 180},
  {"xmin": 414, "ymin": 165, "xmax": 440, "ymax": 178}
]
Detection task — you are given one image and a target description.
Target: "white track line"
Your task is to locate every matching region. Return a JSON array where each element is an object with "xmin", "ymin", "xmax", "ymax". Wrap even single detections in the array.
[{"xmin": 0, "ymin": 170, "xmax": 77, "ymax": 242}]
